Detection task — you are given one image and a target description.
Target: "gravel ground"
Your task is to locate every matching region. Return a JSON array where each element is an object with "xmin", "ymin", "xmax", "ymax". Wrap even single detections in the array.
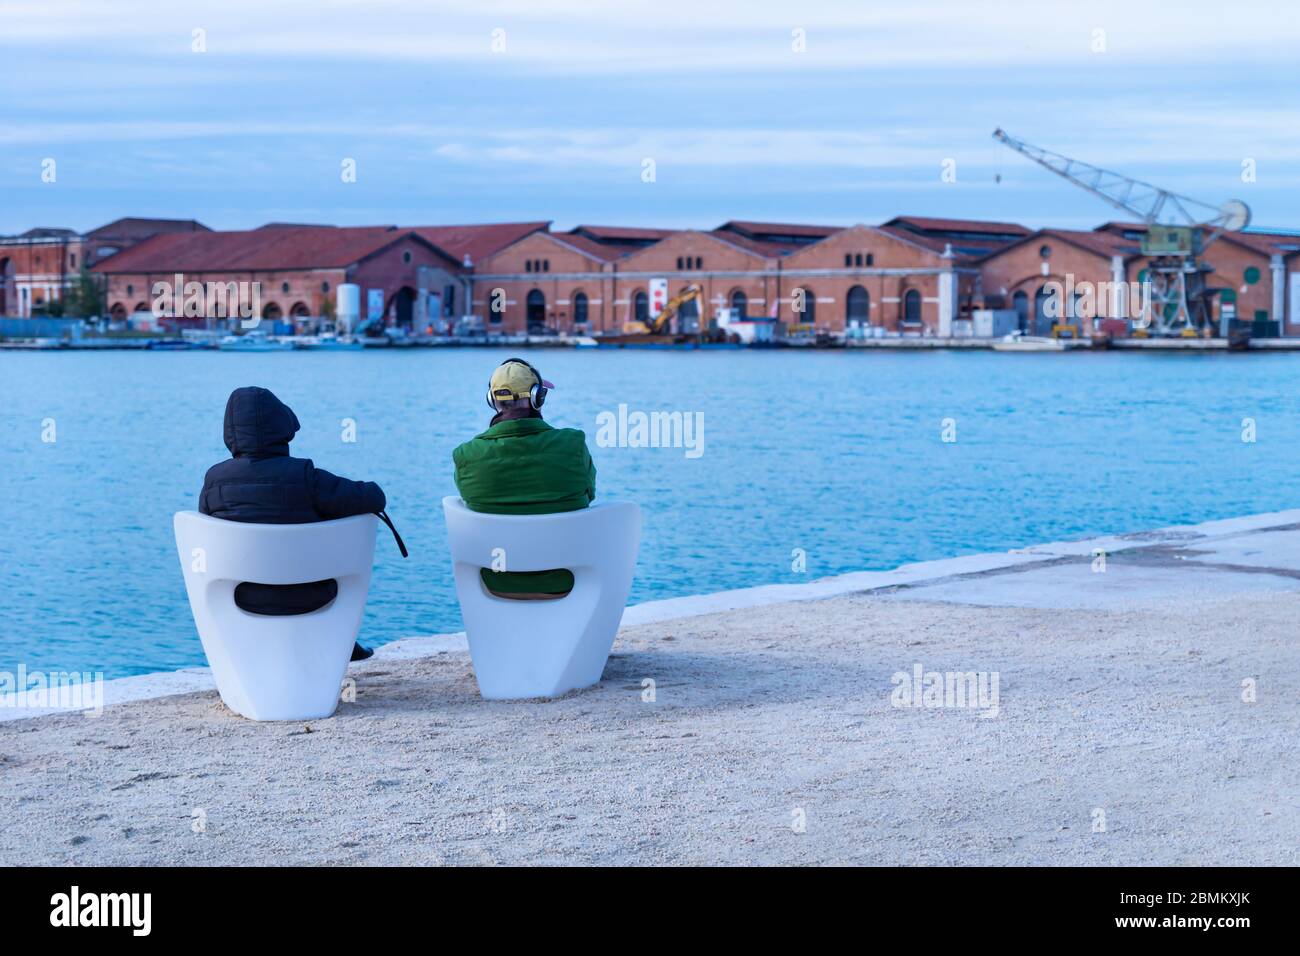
[{"xmin": 0, "ymin": 589, "xmax": 1296, "ymax": 866}]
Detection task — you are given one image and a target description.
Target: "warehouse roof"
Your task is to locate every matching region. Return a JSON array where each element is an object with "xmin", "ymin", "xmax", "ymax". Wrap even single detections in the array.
[
  {"xmin": 547, "ymin": 232, "xmax": 628, "ymax": 261},
  {"xmin": 92, "ymin": 225, "xmax": 445, "ymax": 272},
  {"xmin": 712, "ymin": 221, "xmax": 843, "ymax": 256},
  {"xmin": 977, "ymin": 227, "xmax": 1139, "ymax": 263},
  {"xmin": 568, "ymin": 225, "xmax": 678, "ymax": 245},
  {"xmin": 409, "ymin": 221, "xmax": 549, "ymax": 264},
  {"xmin": 716, "ymin": 220, "xmax": 841, "ymax": 240},
  {"xmin": 706, "ymin": 230, "xmax": 797, "ymax": 258},
  {"xmin": 85, "ymin": 218, "xmax": 210, "ymax": 239},
  {"xmin": 6, "ymin": 227, "xmax": 78, "ymax": 241},
  {"xmin": 884, "ymin": 215, "xmax": 1030, "ymax": 237},
  {"xmin": 881, "ymin": 215, "xmax": 1031, "ymax": 260}
]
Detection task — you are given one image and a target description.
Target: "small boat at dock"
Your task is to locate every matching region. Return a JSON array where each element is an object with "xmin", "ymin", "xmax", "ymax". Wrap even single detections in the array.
[
  {"xmin": 991, "ymin": 332, "xmax": 1069, "ymax": 352},
  {"xmin": 0, "ymin": 337, "xmax": 66, "ymax": 350},
  {"xmin": 217, "ymin": 330, "xmax": 293, "ymax": 352},
  {"xmin": 291, "ymin": 333, "xmax": 363, "ymax": 351}
]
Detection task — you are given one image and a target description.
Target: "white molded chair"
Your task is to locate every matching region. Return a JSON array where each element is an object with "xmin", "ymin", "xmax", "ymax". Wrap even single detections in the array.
[
  {"xmin": 173, "ymin": 511, "xmax": 378, "ymax": 721},
  {"xmin": 443, "ymin": 496, "xmax": 642, "ymax": 700}
]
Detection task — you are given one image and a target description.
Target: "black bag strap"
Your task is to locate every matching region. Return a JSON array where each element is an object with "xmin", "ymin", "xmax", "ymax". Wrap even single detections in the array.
[{"xmin": 376, "ymin": 510, "xmax": 408, "ymax": 558}]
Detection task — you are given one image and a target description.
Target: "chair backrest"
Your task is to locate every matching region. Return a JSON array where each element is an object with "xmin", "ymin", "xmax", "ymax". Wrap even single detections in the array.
[
  {"xmin": 174, "ymin": 511, "xmax": 377, "ymax": 587},
  {"xmin": 442, "ymin": 495, "xmax": 640, "ymax": 584}
]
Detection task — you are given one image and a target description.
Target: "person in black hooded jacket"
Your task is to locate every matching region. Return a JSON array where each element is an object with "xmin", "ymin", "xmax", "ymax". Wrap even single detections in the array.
[{"xmin": 200, "ymin": 386, "xmax": 386, "ymax": 661}]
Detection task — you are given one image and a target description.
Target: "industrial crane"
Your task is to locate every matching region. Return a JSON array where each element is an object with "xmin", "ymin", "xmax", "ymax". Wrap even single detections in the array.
[
  {"xmin": 624, "ymin": 283, "xmax": 704, "ymax": 335},
  {"xmin": 992, "ymin": 129, "xmax": 1251, "ymax": 335}
]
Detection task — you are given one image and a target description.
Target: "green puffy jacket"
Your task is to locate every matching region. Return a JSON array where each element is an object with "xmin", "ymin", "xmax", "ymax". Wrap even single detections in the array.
[{"xmin": 452, "ymin": 417, "xmax": 596, "ymax": 593}]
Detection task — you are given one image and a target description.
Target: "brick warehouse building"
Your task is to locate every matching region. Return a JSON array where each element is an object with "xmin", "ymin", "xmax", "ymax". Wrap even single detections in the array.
[
  {"xmin": 978, "ymin": 223, "xmax": 1300, "ymax": 337},
  {"xmin": 0, "ymin": 228, "xmax": 80, "ymax": 317},
  {"xmin": 34, "ymin": 214, "xmax": 1298, "ymax": 336},
  {"xmin": 92, "ymin": 222, "xmax": 545, "ymax": 326},
  {"xmin": 473, "ymin": 217, "xmax": 1032, "ymax": 336},
  {"xmin": 0, "ymin": 218, "xmax": 207, "ymax": 317}
]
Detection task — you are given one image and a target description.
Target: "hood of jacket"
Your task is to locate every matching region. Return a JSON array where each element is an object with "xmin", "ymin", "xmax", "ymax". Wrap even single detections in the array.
[{"xmin": 223, "ymin": 386, "xmax": 300, "ymax": 458}]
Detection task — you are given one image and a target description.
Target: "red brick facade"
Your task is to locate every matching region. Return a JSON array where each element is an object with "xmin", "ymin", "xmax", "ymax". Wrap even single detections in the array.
[
  {"xmin": 0, "ymin": 232, "xmax": 80, "ymax": 316},
  {"xmin": 3, "ymin": 214, "xmax": 1283, "ymax": 336},
  {"xmin": 473, "ymin": 223, "xmax": 987, "ymax": 335},
  {"xmin": 977, "ymin": 227, "xmax": 1294, "ymax": 335},
  {"xmin": 94, "ymin": 227, "xmax": 462, "ymax": 327},
  {"xmin": 1, "ymin": 218, "xmax": 210, "ymax": 317}
]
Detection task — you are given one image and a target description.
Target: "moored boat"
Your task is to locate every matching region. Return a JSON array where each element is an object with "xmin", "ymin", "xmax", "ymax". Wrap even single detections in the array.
[
  {"xmin": 291, "ymin": 333, "xmax": 364, "ymax": 351},
  {"xmin": 217, "ymin": 330, "xmax": 293, "ymax": 352},
  {"xmin": 991, "ymin": 332, "xmax": 1068, "ymax": 352}
]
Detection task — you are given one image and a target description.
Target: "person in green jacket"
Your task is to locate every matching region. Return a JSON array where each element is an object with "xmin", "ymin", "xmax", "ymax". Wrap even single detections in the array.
[{"xmin": 453, "ymin": 357, "xmax": 596, "ymax": 599}]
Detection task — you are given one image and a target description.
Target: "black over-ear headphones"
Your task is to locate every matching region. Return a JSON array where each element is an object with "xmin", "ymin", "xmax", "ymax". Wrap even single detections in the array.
[{"xmin": 486, "ymin": 357, "xmax": 548, "ymax": 411}]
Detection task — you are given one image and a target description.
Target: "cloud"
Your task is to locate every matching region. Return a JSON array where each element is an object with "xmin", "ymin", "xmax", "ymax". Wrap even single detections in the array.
[
  {"xmin": 4, "ymin": 0, "xmax": 1299, "ymax": 231},
  {"xmin": 4, "ymin": 0, "xmax": 1299, "ymax": 72}
]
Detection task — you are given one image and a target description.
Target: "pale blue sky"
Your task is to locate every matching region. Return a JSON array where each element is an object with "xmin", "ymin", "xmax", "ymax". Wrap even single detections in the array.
[{"xmin": 3, "ymin": 0, "xmax": 1299, "ymax": 235}]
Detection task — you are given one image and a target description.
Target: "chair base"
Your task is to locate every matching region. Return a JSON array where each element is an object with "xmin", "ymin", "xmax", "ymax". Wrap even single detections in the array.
[
  {"xmin": 465, "ymin": 629, "xmax": 618, "ymax": 701},
  {"xmin": 217, "ymin": 694, "xmax": 343, "ymax": 722},
  {"xmin": 473, "ymin": 675, "xmax": 603, "ymax": 701}
]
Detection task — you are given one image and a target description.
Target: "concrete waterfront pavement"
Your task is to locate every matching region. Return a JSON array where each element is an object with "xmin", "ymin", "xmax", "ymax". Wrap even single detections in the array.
[{"xmin": 1, "ymin": 509, "xmax": 1297, "ymax": 864}]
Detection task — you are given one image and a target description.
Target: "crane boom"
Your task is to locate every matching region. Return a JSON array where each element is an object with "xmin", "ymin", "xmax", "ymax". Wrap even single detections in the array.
[
  {"xmin": 991, "ymin": 128, "xmax": 1252, "ymax": 337},
  {"xmin": 991, "ymin": 129, "xmax": 1242, "ymax": 230}
]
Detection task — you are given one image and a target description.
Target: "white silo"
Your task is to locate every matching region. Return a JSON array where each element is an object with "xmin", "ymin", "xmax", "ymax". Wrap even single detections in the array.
[{"xmin": 336, "ymin": 283, "xmax": 361, "ymax": 334}]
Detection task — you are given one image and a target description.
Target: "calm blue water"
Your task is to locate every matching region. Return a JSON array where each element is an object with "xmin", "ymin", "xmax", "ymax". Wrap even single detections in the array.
[{"xmin": 0, "ymin": 348, "xmax": 1290, "ymax": 678}]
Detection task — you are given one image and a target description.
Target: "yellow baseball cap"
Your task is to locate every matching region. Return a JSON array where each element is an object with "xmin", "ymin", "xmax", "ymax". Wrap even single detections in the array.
[{"xmin": 489, "ymin": 358, "xmax": 554, "ymax": 402}]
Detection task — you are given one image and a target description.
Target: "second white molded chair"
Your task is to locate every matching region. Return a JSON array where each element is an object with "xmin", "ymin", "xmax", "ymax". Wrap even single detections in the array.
[
  {"xmin": 173, "ymin": 511, "xmax": 378, "ymax": 721},
  {"xmin": 442, "ymin": 496, "xmax": 642, "ymax": 700}
]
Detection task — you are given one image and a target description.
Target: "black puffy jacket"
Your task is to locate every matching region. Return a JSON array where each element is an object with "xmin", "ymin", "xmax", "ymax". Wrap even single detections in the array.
[
  {"xmin": 200, "ymin": 386, "xmax": 385, "ymax": 522},
  {"xmin": 199, "ymin": 387, "xmax": 386, "ymax": 614}
]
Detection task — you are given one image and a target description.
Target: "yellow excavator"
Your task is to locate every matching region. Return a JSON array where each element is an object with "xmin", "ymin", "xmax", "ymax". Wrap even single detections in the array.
[{"xmin": 623, "ymin": 284, "xmax": 704, "ymax": 335}]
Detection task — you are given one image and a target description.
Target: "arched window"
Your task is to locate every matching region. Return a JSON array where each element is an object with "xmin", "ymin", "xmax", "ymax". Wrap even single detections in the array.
[
  {"xmin": 730, "ymin": 289, "xmax": 748, "ymax": 318},
  {"xmin": 262, "ymin": 301, "xmax": 283, "ymax": 321},
  {"xmin": 573, "ymin": 291, "xmax": 589, "ymax": 325},
  {"xmin": 132, "ymin": 302, "xmax": 148, "ymax": 315},
  {"xmin": 1033, "ymin": 285, "xmax": 1054, "ymax": 335},
  {"xmin": 793, "ymin": 287, "xmax": 816, "ymax": 325},
  {"xmin": 289, "ymin": 301, "xmax": 311, "ymax": 318},
  {"xmin": 845, "ymin": 285, "xmax": 869, "ymax": 327},
  {"xmin": 903, "ymin": 289, "xmax": 921, "ymax": 325},
  {"xmin": 392, "ymin": 287, "xmax": 416, "ymax": 327},
  {"xmin": 526, "ymin": 289, "xmax": 546, "ymax": 332},
  {"xmin": 1013, "ymin": 290, "xmax": 1029, "ymax": 332},
  {"xmin": 634, "ymin": 290, "xmax": 649, "ymax": 323}
]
